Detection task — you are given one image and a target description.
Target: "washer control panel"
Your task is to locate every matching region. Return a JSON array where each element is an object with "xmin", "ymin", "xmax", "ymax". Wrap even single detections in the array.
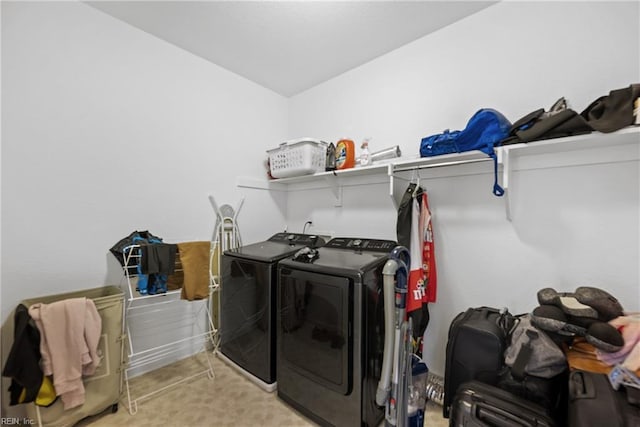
[
  {"xmin": 324, "ymin": 237, "xmax": 396, "ymax": 253},
  {"xmin": 268, "ymin": 232, "xmax": 324, "ymax": 246}
]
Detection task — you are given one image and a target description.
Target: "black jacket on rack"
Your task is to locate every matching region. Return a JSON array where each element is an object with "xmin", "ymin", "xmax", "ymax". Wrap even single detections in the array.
[
  {"xmin": 2, "ymin": 304, "xmax": 55, "ymax": 406},
  {"xmin": 109, "ymin": 230, "xmax": 164, "ymax": 268}
]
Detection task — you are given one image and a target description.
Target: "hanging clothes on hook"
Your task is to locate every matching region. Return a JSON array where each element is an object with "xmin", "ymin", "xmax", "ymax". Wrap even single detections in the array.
[
  {"xmin": 420, "ymin": 191, "xmax": 437, "ymax": 304},
  {"xmin": 396, "ymin": 181, "xmax": 438, "ymax": 357},
  {"xmin": 407, "ymin": 185, "xmax": 428, "ymax": 352}
]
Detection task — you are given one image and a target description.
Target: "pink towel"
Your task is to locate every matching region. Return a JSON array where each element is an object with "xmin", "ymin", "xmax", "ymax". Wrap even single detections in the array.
[
  {"xmin": 29, "ymin": 298, "xmax": 102, "ymax": 409},
  {"xmin": 622, "ymin": 341, "xmax": 640, "ymax": 371},
  {"xmin": 597, "ymin": 316, "xmax": 640, "ymax": 366}
]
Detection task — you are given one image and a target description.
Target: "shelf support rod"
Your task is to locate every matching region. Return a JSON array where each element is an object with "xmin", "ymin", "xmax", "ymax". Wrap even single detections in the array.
[
  {"xmin": 388, "ymin": 157, "xmax": 491, "ymax": 211},
  {"xmin": 392, "ymin": 157, "xmax": 490, "ymax": 173}
]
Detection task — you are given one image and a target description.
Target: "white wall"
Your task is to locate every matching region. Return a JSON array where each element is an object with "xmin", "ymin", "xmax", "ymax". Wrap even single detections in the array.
[
  {"xmin": 287, "ymin": 1, "xmax": 640, "ymax": 375},
  {"xmin": 1, "ymin": 1, "xmax": 287, "ymax": 415}
]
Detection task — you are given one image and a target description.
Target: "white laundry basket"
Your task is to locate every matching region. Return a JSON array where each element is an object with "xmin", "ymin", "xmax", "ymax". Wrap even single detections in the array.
[{"xmin": 267, "ymin": 138, "xmax": 328, "ymax": 178}]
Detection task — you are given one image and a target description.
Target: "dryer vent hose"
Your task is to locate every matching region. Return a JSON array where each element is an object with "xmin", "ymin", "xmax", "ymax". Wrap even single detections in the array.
[{"xmin": 425, "ymin": 373, "xmax": 444, "ymax": 406}]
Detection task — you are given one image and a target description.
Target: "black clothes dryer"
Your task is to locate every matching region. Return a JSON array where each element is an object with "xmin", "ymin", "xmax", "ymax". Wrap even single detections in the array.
[
  {"xmin": 277, "ymin": 237, "xmax": 396, "ymax": 427},
  {"xmin": 219, "ymin": 232, "xmax": 324, "ymax": 391}
]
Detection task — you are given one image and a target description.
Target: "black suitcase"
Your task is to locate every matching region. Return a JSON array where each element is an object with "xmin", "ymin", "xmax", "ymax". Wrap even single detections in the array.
[
  {"xmin": 443, "ymin": 307, "xmax": 515, "ymax": 418},
  {"xmin": 568, "ymin": 370, "xmax": 640, "ymax": 427},
  {"xmin": 497, "ymin": 368, "xmax": 568, "ymax": 425},
  {"xmin": 450, "ymin": 380, "xmax": 556, "ymax": 427}
]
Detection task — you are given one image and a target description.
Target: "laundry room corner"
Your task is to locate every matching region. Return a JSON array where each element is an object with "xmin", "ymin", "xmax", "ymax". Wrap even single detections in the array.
[{"xmin": 2, "ymin": 0, "xmax": 639, "ymax": 426}]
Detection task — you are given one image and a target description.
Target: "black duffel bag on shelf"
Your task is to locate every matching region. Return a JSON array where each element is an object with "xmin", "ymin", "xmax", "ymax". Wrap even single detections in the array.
[
  {"xmin": 502, "ymin": 83, "xmax": 640, "ymax": 146},
  {"xmin": 501, "ymin": 97, "xmax": 593, "ymax": 145}
]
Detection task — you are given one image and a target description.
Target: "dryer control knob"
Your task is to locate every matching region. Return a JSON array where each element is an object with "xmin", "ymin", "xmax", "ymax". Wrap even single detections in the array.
[{"xmin": 352, "ymin": 239, "xmax": 362, "ymax": 247}]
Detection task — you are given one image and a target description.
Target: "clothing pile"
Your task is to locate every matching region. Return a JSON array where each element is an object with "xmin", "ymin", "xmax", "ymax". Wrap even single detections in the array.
[
  {"xmin": 110, "ymin": 230, "xmax": 177, "ymax": 295},
  {"xmin": 3, "ymin": 298, "xmax": 102, "ymax": 409},
  {"xmin": 597, "ymin": 316, "xmax": 640, "ymax": 372},
  {"xmin": 110, "ymin": 231, "xmax": 211, "ymax": 301}
]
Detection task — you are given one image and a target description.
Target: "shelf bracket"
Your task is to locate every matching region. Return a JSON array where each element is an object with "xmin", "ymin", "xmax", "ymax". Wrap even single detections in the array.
[
  {"xmin": 497, "ymin": 147, "xmax": 513, "ymax": 222},
  {"xmin": 388, "ymin": 164, "xmax": 399, "ymax": 210},
  {"xmin": 323, "ymin": 175, "xmax": 343, "ymax": 207}
]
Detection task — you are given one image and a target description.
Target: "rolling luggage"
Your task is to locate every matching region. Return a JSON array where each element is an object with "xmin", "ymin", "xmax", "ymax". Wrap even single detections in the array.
[
  {"xmin": 568, "ymin": 370, "xmax": 640, "ymax": 427},
  {"xmin": 443, "ymin": 307, "xmax": 515, "ymax": 418},
  {"xmin": 22, "ymin": 286, "xmax": 125, "ymax": 427},
  {"xmin": 450, "ymin": 380, "xmax": 556, "ymax": 427}
]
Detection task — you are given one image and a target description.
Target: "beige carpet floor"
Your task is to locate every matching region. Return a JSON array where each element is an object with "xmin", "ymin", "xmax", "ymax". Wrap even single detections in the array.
[{"xmin": 77, "ymin": 353, "xmax": 448, "ymax": 427}]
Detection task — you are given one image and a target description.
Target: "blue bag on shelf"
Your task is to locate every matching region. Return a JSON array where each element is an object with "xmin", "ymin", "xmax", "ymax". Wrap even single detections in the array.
[{"xmin": 420, "ymin": 109, "xmax": 512, "ymax": 196}]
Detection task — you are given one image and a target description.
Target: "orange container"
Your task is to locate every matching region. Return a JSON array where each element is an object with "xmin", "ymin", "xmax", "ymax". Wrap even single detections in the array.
[{"xmin": 335, "ymin": 139, "xmax": 356, "ymax": 170}]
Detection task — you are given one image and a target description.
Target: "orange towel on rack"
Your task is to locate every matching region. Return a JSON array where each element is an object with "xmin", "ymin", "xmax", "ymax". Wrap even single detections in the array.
[
  {"xmin": 177, "ymin": 241, "xmax": 211, "ymax": 301},
  {"xmin": 167, "ymin": 257, "xmax": 184, "ymax": 291}
]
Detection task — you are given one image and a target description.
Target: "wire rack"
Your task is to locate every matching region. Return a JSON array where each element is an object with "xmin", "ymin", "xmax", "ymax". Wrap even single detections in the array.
[{"xmin": 121, "ymin": 244, "xmax": 216, "ymax": 415}]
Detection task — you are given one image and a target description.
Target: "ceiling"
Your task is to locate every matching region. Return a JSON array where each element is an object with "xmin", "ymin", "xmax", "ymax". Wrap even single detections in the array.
[{"xmin": 86, "ymin": 1, "xmax": 497, "ymax": 97}]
